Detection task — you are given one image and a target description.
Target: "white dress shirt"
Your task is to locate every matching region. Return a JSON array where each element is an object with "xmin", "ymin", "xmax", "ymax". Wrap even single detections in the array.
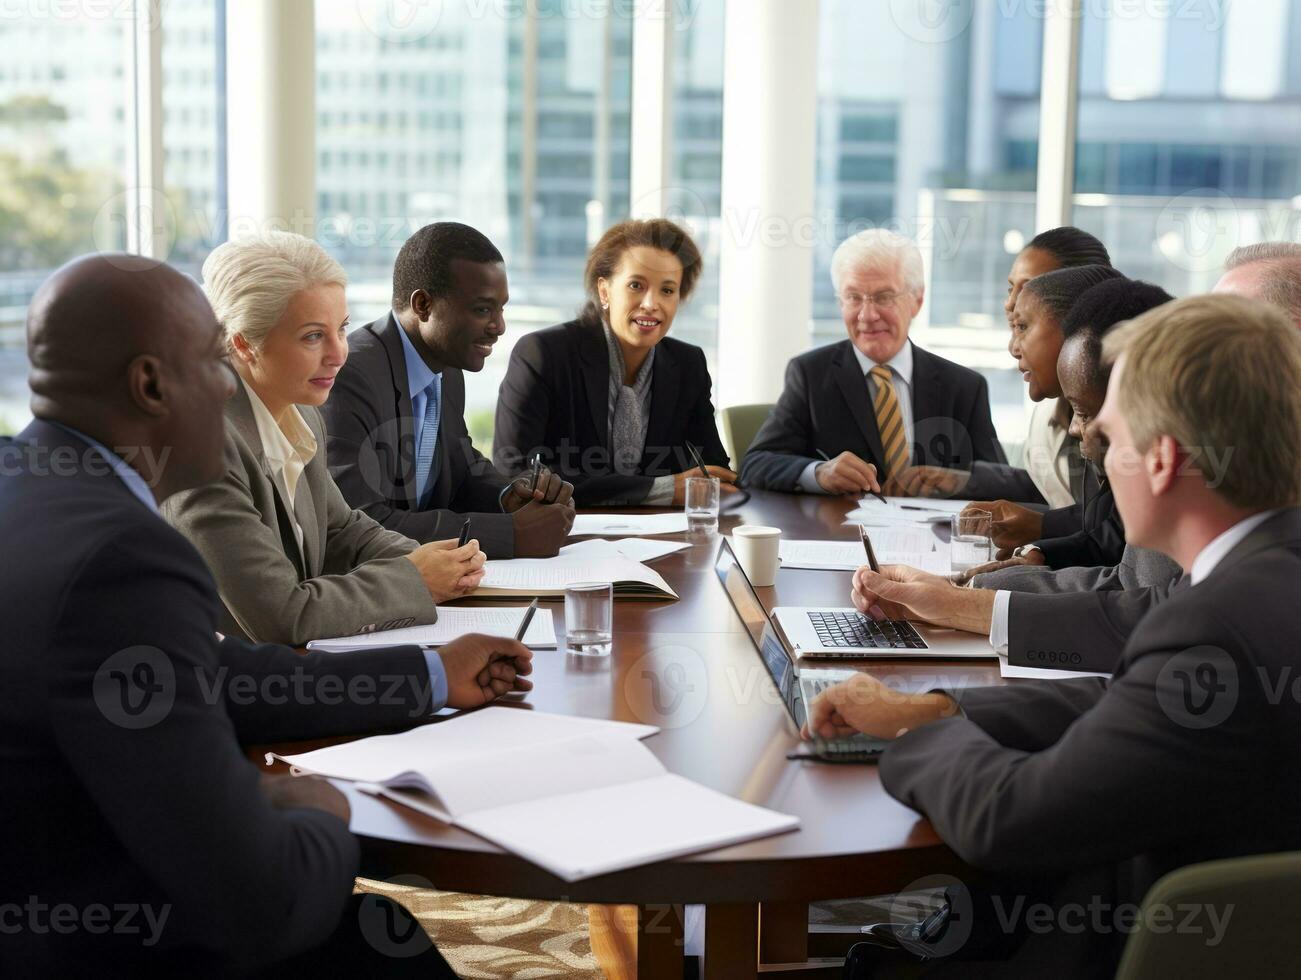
[
  {"xmin": 988, "ymin": 508, "xmax": 1283, "ymax": 655},
  {"xmin": 241, "ymin": 377, "xmax": 318, "ymax": 555},
  {"xmin": 798, "ymin": 341, "xmax": 916, "ymax": 493}
]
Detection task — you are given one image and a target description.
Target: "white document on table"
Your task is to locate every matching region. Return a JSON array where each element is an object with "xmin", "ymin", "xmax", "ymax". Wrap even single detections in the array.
[
  {"xmin": 569, "ymin": 513, "xmax": 689, "ymax": 537},
  {"xmin": 306, "ymin": 607, "xmax": 558, "ymax": 652},
  {"xmin": 272, "ymin": 708, "xmax": 798, "ymax": 882},
  {"xmin": 847, "ymin": 496, "xmax": 974, "ymax": 526},
  {"xmin": 560, "ymin": 537, "xmax": 690, "ymax": 563},
  {"xmin": 475, "ymin": 556, "xmax": 678, "ymax": 600},
  {"xmin": 271, "ymin": 706, "xmax": 660, "ymax": 784},
  {"xmin": 779, "ymin": 527, "xmax": 941, "ymax": 572},
  {"xmin": 1000, "ymin": 661, "xmax": 1111, "ymax": 681}
]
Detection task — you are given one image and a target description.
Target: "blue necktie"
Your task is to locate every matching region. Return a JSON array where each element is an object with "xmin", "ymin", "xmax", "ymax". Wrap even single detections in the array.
[{"xmin": 414, "ymin": 375, "xmax": 442, "ymax": 506}]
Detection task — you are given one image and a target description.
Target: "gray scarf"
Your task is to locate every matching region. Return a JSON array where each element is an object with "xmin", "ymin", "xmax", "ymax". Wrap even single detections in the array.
[{"xmin": 603, "ymin": 323, "xmax": 655, "ymax": 476}]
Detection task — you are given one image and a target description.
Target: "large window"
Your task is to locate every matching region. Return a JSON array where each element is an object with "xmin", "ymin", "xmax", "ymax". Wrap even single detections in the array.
[
  {"xmin": 812, "ymin": 1, "xmax": 1043, "ymax": 445},
  {"xmin": 1071, "ymin": 1, "xmax": 1301, "ymax": 295},
  {"xmin": 667, "ymin": 2, "xmax": 725, "ymax": 369},
  {"xmin": 0, "ymin": 0, "xmax": 224, "ymax": 435},
  {"xmin": 315, "ymin": 0, "xmax": 634, "ymax": 443},
  {"xmin": 0, "ymin": 8, "xmax": 130, "ymax": 432}
]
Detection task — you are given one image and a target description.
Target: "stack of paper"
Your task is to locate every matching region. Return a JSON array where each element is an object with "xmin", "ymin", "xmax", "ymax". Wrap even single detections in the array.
[
  {"xmin": 569, "ymin": 513, "xmax": 690, "ymax": 537},
  {"xmin": 271, "ymin": 707, "xmax": 799, "ymax": 882},
  {"xmin": 474, "ymin": 556, "xmax": 678, "ymax": 601},
  {"xmin": 306, "ymin": 607, "xmax": 558, "ymax": 652}
]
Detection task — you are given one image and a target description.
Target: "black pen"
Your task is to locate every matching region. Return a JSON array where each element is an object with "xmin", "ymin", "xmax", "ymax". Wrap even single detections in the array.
[
  {"xmin": 457, "ymin": 519, "xmax": 471, "ymax": 547},
  {"xmin": 858, "ymin": 524, "xmax": 881, "ymax": 573},
  {"xmin": 685, "ymin": 441, "xmax": 711, "ymax": 480},
  {"xmin": 818, "ymin": 449, "xmax": 887, "ymax": 504},
  {"xmin": 528, "ymin": 452, "xmax": 542, "ymax": 494},
  {"xmin": 513, "ymin": 598, "xmax": 540, "ymax": 642}
]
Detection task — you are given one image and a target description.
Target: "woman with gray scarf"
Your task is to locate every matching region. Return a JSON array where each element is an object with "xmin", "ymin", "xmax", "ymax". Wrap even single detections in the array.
[{"xmin": 494, "ymin": 219, "xmax": 738, "ymax": 506}]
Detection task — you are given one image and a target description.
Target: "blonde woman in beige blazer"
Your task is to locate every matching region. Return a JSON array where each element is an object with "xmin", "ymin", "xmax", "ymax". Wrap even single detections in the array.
[{"xmin": 163, "ymin": 232, "xmax": 485, "ymax": 645}]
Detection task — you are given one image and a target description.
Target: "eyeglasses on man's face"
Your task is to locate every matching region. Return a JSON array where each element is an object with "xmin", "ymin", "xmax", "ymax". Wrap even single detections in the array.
[{"xmin": 839, "ymin": 290, "xmax": 901, "ymax": 313}]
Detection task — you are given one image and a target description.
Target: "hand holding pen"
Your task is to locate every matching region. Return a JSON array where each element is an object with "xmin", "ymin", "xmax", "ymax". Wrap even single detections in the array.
[{"xmin": 502, "ymin": 452, "xmax": 575, "ymax": 511}]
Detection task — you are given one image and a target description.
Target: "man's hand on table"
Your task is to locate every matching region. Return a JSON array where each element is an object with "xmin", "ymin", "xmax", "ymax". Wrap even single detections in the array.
[
  {"xmin": 440, "ymin": 633, "xmax": 534, "ymax": 708},
  {"xmin": 801, "ymin": 673, "xmax": 959, "ymax": 741},
  {"xmin": 851, "ymin": 563, "xmax": 996, "ymax": 636}
]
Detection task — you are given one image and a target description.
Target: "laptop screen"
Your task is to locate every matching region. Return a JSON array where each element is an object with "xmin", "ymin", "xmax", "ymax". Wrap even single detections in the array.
[{"xmin": 715, "ymin": 539, "xmax": 809, "ymax": 730}]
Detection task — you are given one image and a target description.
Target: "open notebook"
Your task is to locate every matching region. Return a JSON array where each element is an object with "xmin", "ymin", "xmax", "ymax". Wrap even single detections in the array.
[
  {"xmin": 271, "ymin": 707, "xmax": 798, "ymax": 882},
  {"xmin": 472, "ymin": 556, "xmax": 678, "ymax": 601},
  {"xmin": 305, "ymin": 607, "xmax": 558, "ymax": 652}
]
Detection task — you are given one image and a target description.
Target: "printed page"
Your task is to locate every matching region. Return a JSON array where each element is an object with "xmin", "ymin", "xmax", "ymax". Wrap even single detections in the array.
[
  {"xmin": 306, "ymin": 607, "xmax": 556, "ymax": 651},
  {"xmin": 270, "ymin": 706, "xmax": 660, "ymax": 784},
  {"xmin": 779, "ymin": 527, "xmax": 939, "ymax": 571},
  {"xmin": 569, "ymin": 513, "xmax": 690, "ymax": 537}
]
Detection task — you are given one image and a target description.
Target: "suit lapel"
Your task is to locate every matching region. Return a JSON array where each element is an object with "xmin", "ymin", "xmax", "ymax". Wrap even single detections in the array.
[
  {"xmin": 227, "ymin": 384, "xmax": 309, "ymax": 579},
  {"xmin": 833, "ymin": 341, "xmax": 886, "ymax": 469},
  {"xmin": 1204, "ymin": 508, "xmax": 1301, "ymax": 581},
  {"xmin": 644, "ymin": 341, "xmax": 680, "ymax": 468},
  {"xmin": 577, "ymin": 323, "xmax": 611, "ymax": 451},
  {"xmin": 294, "ymin": 471, "xmax": 321, "ymax": 577},
  {"xmin": 907, "ymin": 342, "xmax": 943, "ymax": 466},
  {"xmin": 374, "ymin": 313, "xmax": 420, "ymax": 509}
]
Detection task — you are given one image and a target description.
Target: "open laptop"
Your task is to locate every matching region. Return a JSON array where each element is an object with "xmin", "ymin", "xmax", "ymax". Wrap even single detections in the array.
[
  {"xmin": 715, "ymin": 540, "xmax": 885, "ymax": 763},
  {"xmin": 769, "ymin": 525, "xmax": 991, "ymax": 660}
]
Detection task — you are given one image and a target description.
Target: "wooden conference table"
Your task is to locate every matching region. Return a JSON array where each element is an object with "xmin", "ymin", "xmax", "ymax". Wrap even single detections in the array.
[{"xmin": 255, "ymin": 490, "xmax": 1007, "ymax": 978}]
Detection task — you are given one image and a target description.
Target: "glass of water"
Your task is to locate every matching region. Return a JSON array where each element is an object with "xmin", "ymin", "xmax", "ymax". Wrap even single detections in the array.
[
  {"xmin": 565, "ymin": 581, "xmax": 613, "ymax": 658},
  {"xmin": 949, "ymin": 509, "xmax": 993, "ymax": 574},
  {"xmin": 685, "ymin": 476, "xmax": 720, "ymax": 533}
]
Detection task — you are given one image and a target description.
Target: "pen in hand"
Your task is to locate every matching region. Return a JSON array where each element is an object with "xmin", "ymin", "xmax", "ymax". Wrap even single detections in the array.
[
  {"xmin": 457, "ymin": 519, "xmax": 471, "ymax": 548},
  {"xmin": 685, "ymin": 441, "xmax": 711, "ymax": 480},
  {"xmin": 858, "ymin": 524, "xmax": 881, "ymax": 573},
  {"xmin": 528, "ymin": 453, "xmax": 542, "ymax": 494},
  {"xmin": 818, "ymin": 449, "xmax": 887, "ymax": 504}
]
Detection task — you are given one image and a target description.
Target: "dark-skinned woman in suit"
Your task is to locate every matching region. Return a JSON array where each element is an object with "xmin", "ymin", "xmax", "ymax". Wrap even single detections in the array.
[{"xmin": 493, "ymin": 218, "xmax": 739, "ymax": 506}]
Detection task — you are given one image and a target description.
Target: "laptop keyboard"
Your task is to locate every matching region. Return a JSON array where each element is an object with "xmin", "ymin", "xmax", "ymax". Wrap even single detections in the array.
[{"xmin": 807, "ymin": 611, "xmax": 927, "ymax": 650}]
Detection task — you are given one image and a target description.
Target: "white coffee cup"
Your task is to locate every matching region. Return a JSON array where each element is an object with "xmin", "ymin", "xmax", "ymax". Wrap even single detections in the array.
[{"xmin": 732, "ymin": 525, "xmax": 782, "ymax": 587}]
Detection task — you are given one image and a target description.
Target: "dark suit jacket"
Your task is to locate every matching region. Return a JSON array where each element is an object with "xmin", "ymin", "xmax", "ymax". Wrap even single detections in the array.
[
  {"xmin": 492, "ymin": 318, "xmax": 730, "ymax": 505},
  {"xmin": 975, "ymin": 544, "xmax": 1183, "ymax": 674},
  {"xmin": 1032, "ymin": 471, "xmax": 1125, "ymax": 570},
  {"xmin": 881, "ymin": 508, "xmax": 1301, "ymax": 977},
  {"xmin": 1, "ymin": 421, "xmax": 434, "ymax": 976},
  {"xmin": 321, "ymin": 313, "xmax": 516, "ymax": 558},
  {"xmin": 739, "ymin": 339, "xmax": 1006, "ymax": 491}
]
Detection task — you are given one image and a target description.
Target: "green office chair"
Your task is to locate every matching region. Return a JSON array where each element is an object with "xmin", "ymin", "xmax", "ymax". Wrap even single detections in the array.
[
  {"xmin": 719, "ymin": 403, "xmax": 774, "ymax": 467},
  {"xmin": 1114, "ymin": 851, "xmax": 1301, "ymax": 979}
]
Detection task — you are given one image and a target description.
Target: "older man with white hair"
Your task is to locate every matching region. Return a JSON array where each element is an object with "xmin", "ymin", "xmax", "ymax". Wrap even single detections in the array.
[
  {"xmin": 1214, "ymin": 241, "xmax": 1301, "ymax": 327},
  {"xmin": 741, "ymin": 228, "xmax": 1005, "ymax": 494}
]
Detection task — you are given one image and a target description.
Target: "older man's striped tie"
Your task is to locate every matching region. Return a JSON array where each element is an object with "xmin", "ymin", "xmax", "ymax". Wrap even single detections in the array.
[{"xmin": 870, "ymin": 365, "xmax": 910, "ymax": 479}]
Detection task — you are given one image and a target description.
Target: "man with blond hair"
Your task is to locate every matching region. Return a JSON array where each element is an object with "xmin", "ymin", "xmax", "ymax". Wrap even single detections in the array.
[
  {"xmin": 810, "ymin": 294, "xmax": 1301, "ymax": 975},
  {"xmin": 1215, "ymin": 241, "xmax": 1301, "ymax": 326},
  {"xmin": 740, "ymin": 228, "xmax": 1005, "ymax": 494}
]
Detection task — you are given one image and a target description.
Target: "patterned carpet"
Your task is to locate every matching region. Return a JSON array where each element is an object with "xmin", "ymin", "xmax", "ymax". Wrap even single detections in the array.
[{"xmin": 356, "ymin": 878, "xmax": 606, "ymax": 979}]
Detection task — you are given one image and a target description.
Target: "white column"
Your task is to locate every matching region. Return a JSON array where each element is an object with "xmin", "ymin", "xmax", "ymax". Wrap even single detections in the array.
[
  {"xmin": 224, "ymin": 0, "xmax": 316, "ymax": 234},
  {"xmin": 124, "ymin": 0, "xmax": 165, "ymax": 258},
  {"xmin": 716, "ymin": 0, "xmax": 820, "ymax": 406},
  {"xmin": 1034, "ymin": 0, "xmax": 1082, "ymax": 232},
  {"xmin": 629, "ymin": 0, "xmax": 674, "ymax": 217}
]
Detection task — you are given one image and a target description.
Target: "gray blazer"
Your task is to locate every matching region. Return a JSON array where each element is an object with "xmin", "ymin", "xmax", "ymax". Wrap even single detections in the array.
[
  {"xmin": 162, "ymin": 384, "xmax": 436, "ymax": 645},
  {"xmin": 972, "ymin": 544, "xmax": 1183, "ymax": 673},
  {"xmin": 881, "ymin": 508, "xmax": 1301, "ymax": 976}
]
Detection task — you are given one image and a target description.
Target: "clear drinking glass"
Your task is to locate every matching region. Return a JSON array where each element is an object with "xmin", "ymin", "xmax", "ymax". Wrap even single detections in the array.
[
  {"xmin": 685, "ymin": 476, "xmax": 720, "ymax": 533},
  {"xmin": 565, "ymin": 581, "xmax": 613, "ymax": 657},
  {"xmin": 949, "ymin": 510, "xmax": 993, "ymax": 574}
]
